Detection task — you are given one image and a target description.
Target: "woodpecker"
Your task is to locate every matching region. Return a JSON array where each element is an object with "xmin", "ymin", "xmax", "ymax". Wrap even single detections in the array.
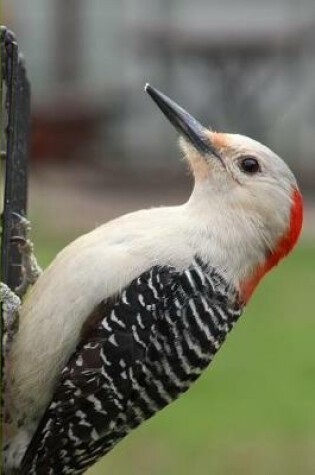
[{"xmin": 4, "ymin": 84, "xmax": 303, "ymax": 474}]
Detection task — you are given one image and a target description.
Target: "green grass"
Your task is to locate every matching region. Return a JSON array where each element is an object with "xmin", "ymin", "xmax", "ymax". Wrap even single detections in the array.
[{"xmin": 34, "ymin": 233, "xmax": 315, "ymax": 475}]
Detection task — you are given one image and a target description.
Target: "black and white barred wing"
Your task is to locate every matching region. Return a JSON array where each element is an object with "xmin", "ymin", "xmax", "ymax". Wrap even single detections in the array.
[
  {"xmin": 21, "ymin": 261, "xmax": 242, "ymax": 474},
  {"xmin": 21, "ymin": 266, "xmax": 170, "ymax": 474}
]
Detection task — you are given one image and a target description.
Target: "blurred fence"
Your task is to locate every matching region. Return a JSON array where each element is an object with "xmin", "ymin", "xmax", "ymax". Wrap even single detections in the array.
[{"xmin": 3, "ymin": 0, "xmax": 315, "ymax": 191}]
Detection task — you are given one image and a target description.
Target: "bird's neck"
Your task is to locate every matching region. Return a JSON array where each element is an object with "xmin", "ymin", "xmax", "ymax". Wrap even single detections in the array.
[
  {"xmin": 184, "ymin": 184, "xmax": 302, "ymax": 304},
  {"xmin": 239, "ymin": 188, "xmax": 303, "ymax": 302},
  {"xmin": 184, "ymin": 192, "xmax": 264, "ymax": 299}
]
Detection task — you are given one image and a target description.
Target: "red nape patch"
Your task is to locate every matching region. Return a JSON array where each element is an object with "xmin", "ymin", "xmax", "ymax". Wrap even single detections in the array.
[{"xmin": 240, "ymin": 188, "xmax": 303, "ymax": 303}]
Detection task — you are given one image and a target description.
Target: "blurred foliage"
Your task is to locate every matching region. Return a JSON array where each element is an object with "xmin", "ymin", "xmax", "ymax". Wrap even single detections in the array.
[{"xmin": 32, "ymin": 231, "xmax": 315, "ymax": 475}]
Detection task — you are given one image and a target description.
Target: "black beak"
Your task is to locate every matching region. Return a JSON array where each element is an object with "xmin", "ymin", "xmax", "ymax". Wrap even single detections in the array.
[{"xmin": 145, "ymin": 83, "xmax": 220, "ymax": 158}]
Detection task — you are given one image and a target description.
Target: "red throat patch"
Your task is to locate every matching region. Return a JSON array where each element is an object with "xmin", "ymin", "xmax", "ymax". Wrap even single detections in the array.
[{"xmin": 240, "ymin": 188, "xmax": 303, "ymax": 303}]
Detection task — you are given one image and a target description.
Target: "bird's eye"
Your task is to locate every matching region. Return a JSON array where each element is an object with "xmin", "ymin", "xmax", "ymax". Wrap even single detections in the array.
[{"xmin": 239, "ymin": 157, "xmax": 261, "ymax": 174}]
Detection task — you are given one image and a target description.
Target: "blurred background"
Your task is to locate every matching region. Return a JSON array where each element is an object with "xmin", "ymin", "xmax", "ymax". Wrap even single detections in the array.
[{"xmin": 2, "ymin": 0, "xmax": 315, "ymax": 474}]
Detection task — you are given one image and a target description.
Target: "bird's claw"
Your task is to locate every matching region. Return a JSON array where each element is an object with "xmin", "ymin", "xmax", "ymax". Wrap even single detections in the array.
[
  {"xmin": 11, "ymin": 212, "xmax": 31, "ymax": 236},
  {"xmin": 0, "ymin": 282, "xmax": 21, "ymax": 356},
  {"xmin": 9, "ymin": 214, "xmax": 42, "ymax": 297},
  {"xmin": 10, "ymin": 236, "xmax": 27, "ymax": 246},
  {"xmin": 12, "ymin": 211, "xmax": 26, "ymax": 220}
]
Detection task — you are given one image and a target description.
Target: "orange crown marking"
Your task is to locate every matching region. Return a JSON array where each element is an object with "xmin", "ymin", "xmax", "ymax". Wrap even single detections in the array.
[{"xmin": 240, "ymin": 187, "xmax": 303, "ymax": 303}]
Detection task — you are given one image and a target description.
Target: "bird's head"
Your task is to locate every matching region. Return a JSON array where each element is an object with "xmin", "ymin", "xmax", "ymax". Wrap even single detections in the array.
[{"xmin": 145, "ymin": 84, "xmax": 303, "ymax": 303}]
